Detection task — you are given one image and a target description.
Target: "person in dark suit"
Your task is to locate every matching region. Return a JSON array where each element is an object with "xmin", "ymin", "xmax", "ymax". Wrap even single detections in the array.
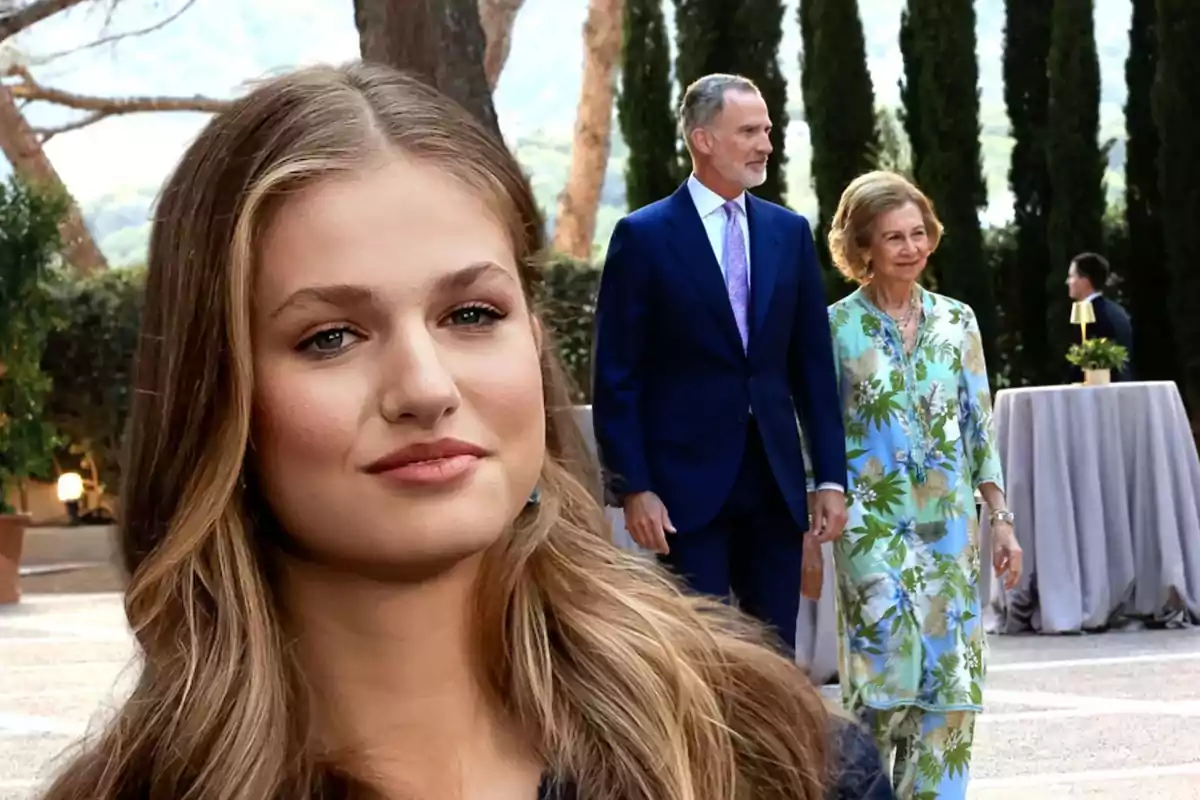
[
  {"xmin": 1066, "ymin": 252, "xmax": 1135, "ymax": 382},
  {"xmin": 591, "ymin": 73, "xmax": 848, "ymax": 652}
]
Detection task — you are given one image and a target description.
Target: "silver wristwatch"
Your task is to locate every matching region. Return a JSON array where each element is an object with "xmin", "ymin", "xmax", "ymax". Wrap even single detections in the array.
[{"xmin": 989, "ymin": 508, "xmax": 1015, "ymax": 526}]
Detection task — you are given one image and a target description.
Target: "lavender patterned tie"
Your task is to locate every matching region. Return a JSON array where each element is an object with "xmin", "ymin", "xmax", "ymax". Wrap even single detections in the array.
[{"xmin": 722, "ymin": 200, "xmax": 750, "ymax": 350}]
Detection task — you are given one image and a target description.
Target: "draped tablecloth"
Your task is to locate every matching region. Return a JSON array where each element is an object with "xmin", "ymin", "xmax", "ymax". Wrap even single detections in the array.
[
  {"xmin": 569, "ymin": 406, "xmax": 839, "ymax": 682},
  {"xmin": 981, "ymin": 381, "xmax": 1200, "ymax": 633}
]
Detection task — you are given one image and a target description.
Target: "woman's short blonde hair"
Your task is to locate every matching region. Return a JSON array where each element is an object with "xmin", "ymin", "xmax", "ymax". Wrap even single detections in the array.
[{"xmin": 827, "ymin": 170, "xmax": 944, "ymax": 284}]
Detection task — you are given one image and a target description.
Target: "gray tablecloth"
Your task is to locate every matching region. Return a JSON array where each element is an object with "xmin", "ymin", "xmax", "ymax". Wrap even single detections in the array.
[
  {"xmin": 981, "ymin": 381, "xmax": 1200, "ymax": 633},
  {"xmin": 569, "ymin": 406, "xmax": 839, "ymax": 682}
]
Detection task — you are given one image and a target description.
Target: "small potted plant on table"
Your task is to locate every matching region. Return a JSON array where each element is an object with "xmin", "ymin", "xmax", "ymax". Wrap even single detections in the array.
[
  {"xmin": 1066, "ymin": 337, "xmax": 1129, "ymax": 386},
  {"xmin": 0, "ymin": 177, "xmax": 67, "ymax": 604}
]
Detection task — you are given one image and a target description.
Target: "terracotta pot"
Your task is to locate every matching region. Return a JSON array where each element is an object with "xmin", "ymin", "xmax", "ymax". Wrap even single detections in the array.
[
  {"xmin": 0, "ymin": 513, "xmax": 29, "ymax": 604},
  {"xmin": 1084, "ymin": 368, "xmax": 1112, "ymax": 386}
]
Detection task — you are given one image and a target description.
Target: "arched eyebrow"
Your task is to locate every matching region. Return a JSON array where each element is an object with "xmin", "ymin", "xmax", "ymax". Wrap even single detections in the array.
[{"xmin": 269, "ymin": 261, "xmax": 514, "ymax": 319}]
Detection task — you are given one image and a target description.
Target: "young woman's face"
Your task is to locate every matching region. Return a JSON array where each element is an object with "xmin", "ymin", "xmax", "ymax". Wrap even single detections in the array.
[{"xmin": 250, "ymin": 154, "xmax": 545, "ymax": 580}]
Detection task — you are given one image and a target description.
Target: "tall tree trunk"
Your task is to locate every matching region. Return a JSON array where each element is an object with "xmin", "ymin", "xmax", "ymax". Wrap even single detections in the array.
[
  {"xmin": 1003, "ymin": 0, "xmax": 1053, "ymax": 385},
  {"xmin": 1125, "ymin": 0, "xmax": 1175, "ymax": 385},
  {"xmin": 353, "ymin": 0, "xmax": 501, "ymax": 139},
  {"xmin": 1046, "ymin": 0, "xmax": 1104, "ymax": 368},
  {"xmin": 479, "ymin": 0, "xmax": 525, "ymax": 90},
  {"xmin": 1154, "ymin": 0, "xmax": 1200, "ymax": 411},
  {"xmin": 799, "ymin": 0, "xmax": 876, "ymax": 303},
  {"xmin": 0, "ymin": 85, "xmax": 106, "ymax": 272},
  {"xmin": 553, "ymin": 0, "xmax": 622, "ymax": 259},
  {"xmin": 617, "ymin": 0, "xmax": 678, "ymax": 211}
]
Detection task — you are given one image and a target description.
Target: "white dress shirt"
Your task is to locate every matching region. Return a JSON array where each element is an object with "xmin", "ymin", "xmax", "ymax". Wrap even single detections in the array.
[
  {"xmin": 687, "ymin": 173, "xmax": 750, "ymax": 283},
  {"xmin": 685, "ymin": 174, "xmax": 843, "ymax": 497}
]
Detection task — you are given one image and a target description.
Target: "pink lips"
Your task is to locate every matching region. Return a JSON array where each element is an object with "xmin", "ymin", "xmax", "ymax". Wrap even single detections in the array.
[{"xmin": 363, "ymin": 438, "xmax": 487, "ymax": 488}]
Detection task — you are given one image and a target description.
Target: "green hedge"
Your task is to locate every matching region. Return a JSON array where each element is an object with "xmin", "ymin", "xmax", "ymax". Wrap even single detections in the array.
[
  {"xmin": 535, "ymin": 254, "xmax": 601, "ymax": 404},
  {"xmin": 0, "ymin": 178, "xmax": 68, "ymax": 512},
  {"xmin": 42, "ymin": 266, "xmax": 145, "ymax": 493}
]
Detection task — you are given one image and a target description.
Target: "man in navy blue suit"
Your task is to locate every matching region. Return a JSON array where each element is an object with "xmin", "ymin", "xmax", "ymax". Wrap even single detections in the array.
[
  {"xmin": 1065, "ymin": 252, "xmax": 1135, "ymax": 382},
  {"xmin": 591, "ymin": 73, "xmax": 848, "ymax": 652}
]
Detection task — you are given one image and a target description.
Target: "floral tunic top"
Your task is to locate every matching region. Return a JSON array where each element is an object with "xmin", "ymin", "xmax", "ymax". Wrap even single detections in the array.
[{"xmin": 826, "ymin": 287, "xmax": 1003, "ymax": 714}]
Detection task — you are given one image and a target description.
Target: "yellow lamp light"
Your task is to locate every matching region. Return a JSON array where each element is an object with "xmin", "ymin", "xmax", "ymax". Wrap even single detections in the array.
[
  {"xmin": 57, "ymin": 472, "xmax": 83, "ymax": 524},
  {"xmin": 56, "ymin": 473, "xmax": 83, "ymax": 503},
  {"xmin": 1070, "ymin": 299, "xmax": 1096, "ymax": 342}
]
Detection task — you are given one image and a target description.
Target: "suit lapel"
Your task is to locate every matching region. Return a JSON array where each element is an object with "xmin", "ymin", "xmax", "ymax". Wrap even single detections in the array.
[
  {"xmin": 664, "ymin": 185, "xmax": 743, "ymax": 348},
  {"xmin": 746, "ymin": 195, "xmax": 782, "ymax": 343}
]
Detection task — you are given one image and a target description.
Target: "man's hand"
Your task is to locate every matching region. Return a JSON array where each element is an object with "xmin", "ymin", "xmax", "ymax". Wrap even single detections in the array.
[
  {"xmin": 809, "ymin": 488, "xmax": 847, "ymax": 544},
  {"xmin": 622, "ymin": 491, "xmax": 675, "ymax": 554}
]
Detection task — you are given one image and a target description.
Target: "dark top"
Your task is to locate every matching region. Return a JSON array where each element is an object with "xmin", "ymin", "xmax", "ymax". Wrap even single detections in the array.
[{"xmin": 537, "ymin": 716, "xmax": 893, "ymax": 800}]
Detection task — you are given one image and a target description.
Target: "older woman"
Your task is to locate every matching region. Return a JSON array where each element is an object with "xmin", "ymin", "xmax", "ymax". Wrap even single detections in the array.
[{"xmin": 823, "ymin": 171, "xmax": 1022, "ymax": 800}]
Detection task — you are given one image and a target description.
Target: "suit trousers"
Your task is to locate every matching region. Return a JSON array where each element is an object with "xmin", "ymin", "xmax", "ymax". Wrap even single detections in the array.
[{"xmin": 658, "ymin": 418, "xmax": 803, "ymax": 653}]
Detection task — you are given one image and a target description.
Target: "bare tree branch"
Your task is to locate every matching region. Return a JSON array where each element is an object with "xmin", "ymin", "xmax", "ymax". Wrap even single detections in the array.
[
  {"xmin": 4, "ymin": 65, "xmax": 233, "ymax": 138},
  {"xmin": 32, "ymin": 107, "xmax": 101, "ymax": 140},
  {"xmin": 478, "ymin": 0, "xmax": 524, "ymax": 90},
  {"xmin": 0, "ymin": 0, "xmax": 90, "ymax": 43},
  {"xmin": 9, "ymin": 64, "xmax": 230, "ymax": 109},
  {"xmin": 32, "ymin": 0, "xmax": 197, "ymax": 64}
]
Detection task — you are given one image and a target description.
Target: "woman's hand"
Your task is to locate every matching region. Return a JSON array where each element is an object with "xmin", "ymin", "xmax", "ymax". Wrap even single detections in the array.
[{"xmin": 991, "ymin": 520, "xmax": 1023, "ymax": 591}]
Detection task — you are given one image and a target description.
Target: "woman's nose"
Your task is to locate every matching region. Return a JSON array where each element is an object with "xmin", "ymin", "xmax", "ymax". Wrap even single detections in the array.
[{"xmin": 378, "ymin": 329, "xmax": 461, "ymax": 427}]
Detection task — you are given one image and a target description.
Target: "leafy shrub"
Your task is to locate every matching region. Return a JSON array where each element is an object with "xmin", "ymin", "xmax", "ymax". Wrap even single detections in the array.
[
  {"xmin": 1066, "ymin": 337, "xmax": 1129, "ymax": 371},
  {"xmin": 536, "ymin": 254, "xmax": 601, "ymax": 404},
  {"xmin": 43, "ymin": 266, "xmax": 145, "ymax": 495},
  {"xmin": 0, "ymin": 178, "xmax": 68, "ymax": 513}
]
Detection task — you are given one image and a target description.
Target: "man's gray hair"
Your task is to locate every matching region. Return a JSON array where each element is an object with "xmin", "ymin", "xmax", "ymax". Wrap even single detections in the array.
[{"xmin": 678, "ymin": 73, "xmax": 759, "ymax": 147}]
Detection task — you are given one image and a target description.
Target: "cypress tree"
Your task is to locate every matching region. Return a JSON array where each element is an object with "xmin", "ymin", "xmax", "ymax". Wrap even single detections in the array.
[
  {"xmin": 898, "ymin": 8, "xmax": 925, "ymax": 187},
  {"xmin": 799, "ymin": 0, "xmax": 877, "ymax": 301},
  {"xmin": 1045, "ymin": 0, "xmax": 1105, "ymax": 369},
  {"xmin": 1003, "ymin": 0, "xmax": 1054, "ymax": 385},
  {"xmin": 673, "ymin": 0, "xmax": 789, "ymax": 205},
  {"xmin": 618, "ymin": 0, "xmax": 679, "ymax": 211},
  {"xmin": 899, "ymin": 0, "xmax": 998, "ymax": 370},
  {"xmin": 1154, "ymin": 0, "xmax": 1200, "ymax": 407},
  {"xmin": 1125, "ymin": 0, "xmax": 1176, "ymax": 383}
]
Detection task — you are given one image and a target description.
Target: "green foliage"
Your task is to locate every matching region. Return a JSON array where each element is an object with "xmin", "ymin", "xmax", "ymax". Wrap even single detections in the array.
[
  {"xmin": 42, "ymin": 266, "xmax": 145, "ymax": 494},
  {"xmin": 872, "ymin": 108, "xmax": 912, "ymax": 178},
  {"xmin": 1046, "ymin": 0, "xmax": 1106, "ymax": 369},
  {"xmin": 618, "ymin": 0, "xmax": 679, "ymax": 211},
  {"xmin": 897, "ymin": 8, "xmax": 925, "ymax": 184},
  {"xmin": 1154, "ymin": 0, "xmax": 1200, "ymax": 408},
  {"xmin": 1124, "ymin": 1, "xmax": 1175, "ymax": 385},
  {"xmin": 1066, "ymin": 337, "xmax": 1129, "ymax": 371},
  {"xmin": 1002, "ymin": 0, "xmax": 1054, "ymax": 386},
  {"xmin": 0, "ymin": 178, "xmax": 69, "ymax": 514},
  {"xmin": 899, "ymin": 0, "xmax": 998, "ymax": 375},
  {"xmin": 673, "ymin": 0, "xmax": 789, "ymax": 205},
  {"xmin": 799, "ymin": 0, "xmax": 877, "ymax": 303},
  {"xmin": 536, "ymin": 254, "xmax": 601, "ymax": 404}
]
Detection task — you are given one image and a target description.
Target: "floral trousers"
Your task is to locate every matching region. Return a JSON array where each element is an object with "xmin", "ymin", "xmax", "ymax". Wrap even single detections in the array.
[{"xmin": 860, "ymin": 705, "xmax": 976, "ymax": 800}]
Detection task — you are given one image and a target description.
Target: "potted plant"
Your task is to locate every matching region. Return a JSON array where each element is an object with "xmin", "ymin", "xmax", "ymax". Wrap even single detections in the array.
[
  {"xmin": 1066, "ymin": 337, "xmax": 1130, "ymax": 386},
  {"xmin": 0, "ymin": 177, "xmax": 67, "ymax": 604}
]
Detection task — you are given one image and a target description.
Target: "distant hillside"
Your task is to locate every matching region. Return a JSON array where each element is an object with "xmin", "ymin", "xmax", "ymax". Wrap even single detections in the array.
[{"xmin": 25, "ymin": 0, "xmax": 1132, "ymax": 265}]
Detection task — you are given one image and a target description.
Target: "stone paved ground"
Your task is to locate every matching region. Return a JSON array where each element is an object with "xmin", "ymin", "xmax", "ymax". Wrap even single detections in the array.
[{"xmin": 3, "ymin": 593, "xmax": 1200, "ymax": 799}]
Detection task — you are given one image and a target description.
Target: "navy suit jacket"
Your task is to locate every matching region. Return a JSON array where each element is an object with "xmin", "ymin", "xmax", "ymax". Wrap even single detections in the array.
[
  {"xmin": 591, "ymin": 183, "xmax": 846, "ymax": 533},
  {"xmin": 1067, "ymin": 294, "xmax": 1135, "ymax": 382}
]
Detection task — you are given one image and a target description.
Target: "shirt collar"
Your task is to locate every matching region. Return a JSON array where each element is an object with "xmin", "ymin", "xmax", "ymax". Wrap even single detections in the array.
[
  {"xmin": 687, "ymin": 174, "xmax": 745, "ymax": 219},
  {"xmin": 1084, "ymin": 291, "xmax": 1102, "ymax": 303}
]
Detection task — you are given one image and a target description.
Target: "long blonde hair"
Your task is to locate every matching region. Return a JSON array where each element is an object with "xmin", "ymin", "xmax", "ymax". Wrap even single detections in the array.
[{"xmin": 40, "ymin": 63, "xmax": 829, "ymax": 800}]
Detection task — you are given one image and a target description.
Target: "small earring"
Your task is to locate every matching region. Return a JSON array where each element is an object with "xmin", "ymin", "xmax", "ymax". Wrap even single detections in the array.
[{"xmin": 526, "ymin": 486, "xmax": 542, "ymax": 506}]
